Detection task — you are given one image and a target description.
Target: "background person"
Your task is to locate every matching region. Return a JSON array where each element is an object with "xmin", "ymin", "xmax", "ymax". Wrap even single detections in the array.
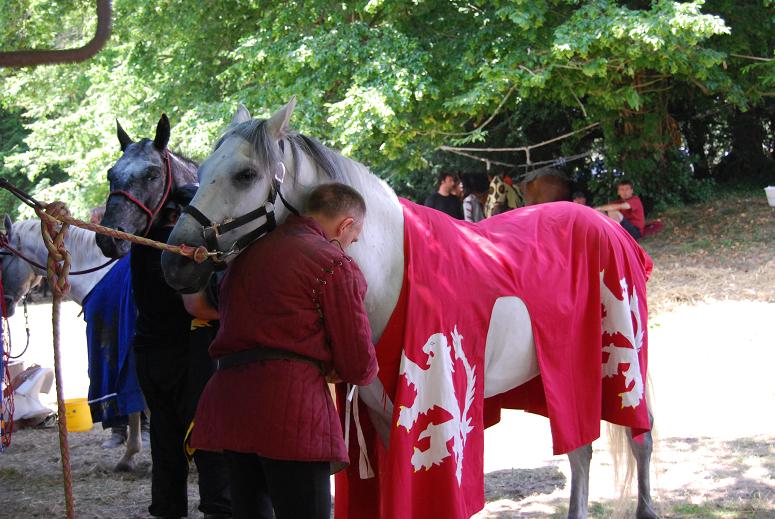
[
  {"xmin": 461, "ymin": 172, "xmax": 488, "ymax": 223},
  {"xmin": 424, "ymin": 171, "xmax": 464, "ymax": 219},
  {"xmin": 131, "ymin": 189, "xmax": 230, "ymax": 519},
  {"xmin": 572, "ymin": 191, "xmax": 588, "ymax": 205},
  {"xmin": 594, "ymin": 179, "xmax": 645, "ymax": 240}
]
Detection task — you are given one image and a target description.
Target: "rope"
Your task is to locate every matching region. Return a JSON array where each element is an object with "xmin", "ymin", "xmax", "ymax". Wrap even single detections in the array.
[
  {"xmin": 0, "ymin": 273, "xmax": 15, "ymax": 452},
  {"xmin": 0, "ymin": 178, "xmax": 213, "ymax": 519},
  {"xmin": 0, "ymin": 177, "xmax": 212, "ymax": 264},
  {"xmin": 33, "ymin": 202, "xmax": 75, "ymax": 518}
]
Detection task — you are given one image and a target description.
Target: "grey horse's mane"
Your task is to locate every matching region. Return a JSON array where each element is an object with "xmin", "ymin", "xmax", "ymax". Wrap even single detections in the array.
[{"xmin": 215, "ymin": 119, "xmax": 344, "ymax": 182}]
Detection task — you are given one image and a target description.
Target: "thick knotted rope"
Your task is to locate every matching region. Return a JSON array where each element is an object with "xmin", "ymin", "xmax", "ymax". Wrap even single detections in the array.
[
  {"xmin": 34, "ymin": 202, "xmax": 75, "ymax": 518},
  {"xmin": 36, "ymin": 202, "xmax": 72, "ymax": 297}
]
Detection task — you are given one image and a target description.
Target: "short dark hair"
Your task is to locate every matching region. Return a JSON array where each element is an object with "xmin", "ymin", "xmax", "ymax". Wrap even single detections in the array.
[
  {"xmin": 461, "ymin": 172, "xmax": 489, "ymax": 196},
  {"xmin": 572, "ymin": 191, "xmax": 586, "ymax": 200},
  {"xmin": 437, "ymin": 171, "xmax": 457, "ymax": 185},
  {"xmin": 306, "ymin": 182, "xmax": 366, "ymax": 221},
  {"xmin": 617, "ymin": 179, "xmax": 634, "ymax": 188}
]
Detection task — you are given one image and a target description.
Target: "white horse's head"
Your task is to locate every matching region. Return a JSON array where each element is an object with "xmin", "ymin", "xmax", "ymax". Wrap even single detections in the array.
[
  {"xmin": 0, "ymin": 216, "xmax": 43, "ymax": 317},
  {"xmin": 162, "ymin": 98, "xmax": 344, "ymax": 291}
]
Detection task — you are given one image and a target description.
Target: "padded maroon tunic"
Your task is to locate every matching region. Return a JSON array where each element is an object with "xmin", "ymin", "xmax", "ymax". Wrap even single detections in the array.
[{"xmin": 191, "ymin": 214, "xmax": 377, "ymax": 464}]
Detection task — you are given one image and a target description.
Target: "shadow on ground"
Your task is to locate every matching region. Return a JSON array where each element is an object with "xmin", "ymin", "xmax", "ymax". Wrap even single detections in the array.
[{"xmin": 480, "ymin": 436, "xmax": 775, "ymax": 518}]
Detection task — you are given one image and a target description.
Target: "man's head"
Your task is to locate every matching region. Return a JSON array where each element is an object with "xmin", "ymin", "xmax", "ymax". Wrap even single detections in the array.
[
  {"xmin": 572, "ymin": 191, "xmax": 587, "ymax": 205},
  {"xmin": 305, "ymin": 183, "xmax": 366, "ymax": 249},
  {"xmin": 437, "ymin": 171, "xmax": 458, "ymax": 196},
  {"xmin": 617, "ymin": 179, "xmax": 634, "ymax": 200}
]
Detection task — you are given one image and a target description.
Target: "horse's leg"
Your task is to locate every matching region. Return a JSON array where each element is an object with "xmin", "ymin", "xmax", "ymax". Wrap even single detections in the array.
[
  {"xmin": 628, "ymin": 413, "xmax": 658, "ymax": 519},
  {"xmin": 566, "ymin": 443, "xmax": 592, "ymax": 519},
  {"xmin": 114, "ymin": 412, "xmax": 142, "ymax": 472}
]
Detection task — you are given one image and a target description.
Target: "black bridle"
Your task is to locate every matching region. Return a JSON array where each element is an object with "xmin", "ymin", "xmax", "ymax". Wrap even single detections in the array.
[{"xmin": 182, "ymin": 161, "xmax": 300, "ymax": 264}]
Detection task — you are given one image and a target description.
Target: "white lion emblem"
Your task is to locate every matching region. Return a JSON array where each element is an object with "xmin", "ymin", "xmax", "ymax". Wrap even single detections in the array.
[
  {"xmin": 601, "ymin": 272, "xmax": 645, "ymax": 408},
  {"xmin": 397, "ymin": 326, "xmax": 475, "ymax": 485}
]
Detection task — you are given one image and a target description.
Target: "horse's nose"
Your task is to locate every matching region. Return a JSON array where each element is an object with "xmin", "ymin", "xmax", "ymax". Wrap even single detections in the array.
[
  {"xmin": 3, "ymin": 296, "xmax": 16, "ymax": 317},
  {"xmin": 95, "ymin": 231, "xmax": 131, "ymax": 258}
]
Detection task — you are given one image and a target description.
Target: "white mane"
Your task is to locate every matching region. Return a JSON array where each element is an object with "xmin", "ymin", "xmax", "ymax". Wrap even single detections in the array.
[{"xmin": 11, "ymin": 219, "xmax": 117, "ymax": 305}]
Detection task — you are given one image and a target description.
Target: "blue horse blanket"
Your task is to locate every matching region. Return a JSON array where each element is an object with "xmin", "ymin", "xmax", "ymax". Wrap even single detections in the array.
[{"xmin": 82, "ymin": 255, "xmax": 144, "ymax": 426}]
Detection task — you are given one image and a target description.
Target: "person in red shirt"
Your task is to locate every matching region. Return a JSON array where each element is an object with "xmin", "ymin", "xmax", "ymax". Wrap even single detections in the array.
[
  {"xmin": 191, "ymin": 182, "xmax": 378, "ymax": 519},
  {"xmin": 594, "ymin": 179, "xmax": 645, "ymax": 240}
]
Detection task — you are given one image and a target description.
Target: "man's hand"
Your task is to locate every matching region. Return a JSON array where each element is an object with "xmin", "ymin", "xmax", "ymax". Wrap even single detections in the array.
[{"xmin": 325, "ymin": 370, "xmax": 343, "ymax": 384}]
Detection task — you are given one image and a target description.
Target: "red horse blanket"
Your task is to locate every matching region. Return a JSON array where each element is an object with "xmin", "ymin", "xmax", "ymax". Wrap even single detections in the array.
[{"xmin": 336, "ymin": 200, "xmax": 653, "ymax": 519}]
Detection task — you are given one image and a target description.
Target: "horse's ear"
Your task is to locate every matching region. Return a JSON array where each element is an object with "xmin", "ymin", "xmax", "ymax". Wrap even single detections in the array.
[
  {"xmin": 3, "ymin": 214, "xmax": 12, "ymax": 239},
  {"xmin": 116, "ymin": 119, "xmax": 133, "ymax": 152},
  {"xmin": 154, "ymin": 113, "xmax": 170, "ymax": 151},
  {"xmin": 265, "ymin": 97, "xmax": 296, "ymax": 140},
  {"xmin": 231, "ymin": 104, "xmax": 252, "ymax": 126}
]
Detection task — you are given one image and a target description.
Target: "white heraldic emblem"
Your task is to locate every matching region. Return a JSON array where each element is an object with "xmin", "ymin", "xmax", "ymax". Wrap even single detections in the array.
[
  {"xmin": 600, "ymin": 271, "xmax": 645, "ymax": 408},
  {"xmin": 397, "ymin": 326, "xmax": 476, "ymax": 485}
]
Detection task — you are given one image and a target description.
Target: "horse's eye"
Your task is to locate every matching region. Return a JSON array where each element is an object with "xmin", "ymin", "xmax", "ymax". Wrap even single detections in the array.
[{"xmin": 235, "ymin": 169, "xmax": 257, "ymax": 183}]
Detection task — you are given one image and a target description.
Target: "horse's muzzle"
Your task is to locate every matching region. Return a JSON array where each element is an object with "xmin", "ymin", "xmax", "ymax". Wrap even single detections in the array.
[
  {"xmin": 95, "ymin": 232, "xmax": 131, "ymax": 259},
  {"xmin": 161, "ymin": 250, "xmax": 213, "ymax": 293}
]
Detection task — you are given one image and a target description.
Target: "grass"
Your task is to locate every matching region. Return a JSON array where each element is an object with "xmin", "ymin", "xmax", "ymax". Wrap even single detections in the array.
[{"xmin": 637, "ymin": 189, "xmax": 775, "ymax": 313}]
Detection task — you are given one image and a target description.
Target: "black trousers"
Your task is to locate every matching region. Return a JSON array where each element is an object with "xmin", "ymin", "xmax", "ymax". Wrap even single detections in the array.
[
  {"xmin": 225, "ymin": 451, "xmax": 330, "ymax": 519},
  {"xmin": 135, "ymin": 339, "xmax": 230, "ymax": 518},
  {"xmin": 621, "ymin": 217, "xmax": 642, "ymax": 240}
]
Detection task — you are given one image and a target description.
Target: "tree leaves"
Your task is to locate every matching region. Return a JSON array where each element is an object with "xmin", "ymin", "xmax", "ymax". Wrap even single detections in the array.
[{"xmin": 0, "ymin": 0, "xmax": 771, "ymax": 213}]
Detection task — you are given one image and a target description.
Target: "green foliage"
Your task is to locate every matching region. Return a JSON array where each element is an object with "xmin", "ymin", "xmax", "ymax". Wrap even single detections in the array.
[{"xmin": 0, "ymin": 0, "xmax": 771, "ymax": 214}]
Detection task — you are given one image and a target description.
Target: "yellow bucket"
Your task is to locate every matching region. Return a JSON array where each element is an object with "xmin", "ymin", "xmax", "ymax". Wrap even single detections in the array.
[{"xmin": 64, "ymin": 398, "xmax": 93, "ymax": 432}]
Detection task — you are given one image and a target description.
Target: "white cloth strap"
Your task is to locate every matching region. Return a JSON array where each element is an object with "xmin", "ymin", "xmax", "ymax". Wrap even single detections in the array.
[{"xmin": 343, "ymin": 384, "xmax": 375, "ymax": 479}]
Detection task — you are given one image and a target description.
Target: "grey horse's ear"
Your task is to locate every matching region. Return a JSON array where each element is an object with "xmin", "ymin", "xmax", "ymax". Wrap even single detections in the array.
[
  {"xmin": 3, "ymin": 214, "xmax": 12, "ymax": 240},
  {"xmin": 116, "ymin": 119, "xmax": 133, "ymax": 152},
  {"xmin": 231, "ymin": 104, "xmax": 252, "ymax": 126},
  {"xmin": 154, "ymin": 113, "xmax": 170, "ymax": 151},
  {"xmin": 265, "ymin": 97, "xmax": 296, "ymax": 140}
]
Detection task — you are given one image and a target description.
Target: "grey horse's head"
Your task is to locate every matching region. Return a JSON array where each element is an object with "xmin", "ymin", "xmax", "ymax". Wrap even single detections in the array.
[
  {"xmin": 96, "ymin": 114, "xmax": 176, "ymax": 258},
  {"xmin": 0, "ymin": 216, "xmax": 42, "ymax": 317}
]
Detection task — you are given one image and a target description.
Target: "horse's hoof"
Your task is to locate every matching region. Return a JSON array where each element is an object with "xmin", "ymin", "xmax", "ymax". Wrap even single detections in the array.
[
  {"xmin": 636, "ymin": 504, "xmax": 659, "ymax": 519},
  {"xmin": 101, "ymin": 432, "xmax": 127, "ymax": 449},
  {"xmin": 113, "ymin": 460, "xmax": 134, "ymax": 472}
]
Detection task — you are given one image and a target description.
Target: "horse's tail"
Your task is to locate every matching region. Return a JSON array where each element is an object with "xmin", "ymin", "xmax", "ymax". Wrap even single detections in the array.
[{"xmin": 606, "ymin": 373, "xmax": 657, "ymax": 519}]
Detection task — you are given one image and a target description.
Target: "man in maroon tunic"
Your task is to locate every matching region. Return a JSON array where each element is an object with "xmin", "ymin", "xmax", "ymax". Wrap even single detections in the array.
[{"xmin": 191, "ymin": 183, "xmax": 378, "ymax": 519}]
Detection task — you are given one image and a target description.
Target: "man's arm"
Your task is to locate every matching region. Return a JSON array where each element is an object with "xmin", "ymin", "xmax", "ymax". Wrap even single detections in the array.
[
  {"xmin": 594, "ymin": 201, "xmax": 631, "ymax": 212},
  {"xmin": 320, "ymin": 259, "xmax": 378, "ymax": 386},
  {"xmin": 182, "ymin": 291, "xmax": 219, "ymax": 320}
]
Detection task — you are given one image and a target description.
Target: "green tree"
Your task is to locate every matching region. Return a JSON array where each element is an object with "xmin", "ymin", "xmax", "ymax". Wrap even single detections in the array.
[{"xmin": 0, "ymin": 0, "xmax": 770, "ymax": 214}]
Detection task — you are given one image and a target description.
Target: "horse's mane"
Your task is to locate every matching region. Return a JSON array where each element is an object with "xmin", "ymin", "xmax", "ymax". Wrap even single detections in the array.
[
  {"xmin": 14, "ymin": 219, "xmax": 102, "ymax": 266},
  {"xmin": 215, "ymin": 119, "xmax": 344, "ymax": 183},
  {"xmin": 523, "ymin": 167, "xmax": 569, "ymax": 184}
]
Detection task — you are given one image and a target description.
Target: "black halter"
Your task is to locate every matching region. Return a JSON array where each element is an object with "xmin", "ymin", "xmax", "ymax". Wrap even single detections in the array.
[{"xmin": 182, "ymin": 162, "xmax": 300, "ymax": 265}]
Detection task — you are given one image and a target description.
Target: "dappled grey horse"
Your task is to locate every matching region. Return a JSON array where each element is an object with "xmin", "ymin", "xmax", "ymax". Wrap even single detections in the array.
[
  {"xmin": 96, "ymin": 114, "xmax": 198, "ymax": 257},
  {"xmin": 159, "ymin": 100, "xmax": 658, "ymax": 519}
]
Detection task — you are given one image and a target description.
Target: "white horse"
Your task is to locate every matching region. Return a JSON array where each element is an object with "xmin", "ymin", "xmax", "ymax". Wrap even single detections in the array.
[
  {"xmin": 0, "ymin": 217, "xmax": 144, "ymax": 472},
  {"xmin": 161, "ymin": 100, "xmax": 658, "ymax": 519}
]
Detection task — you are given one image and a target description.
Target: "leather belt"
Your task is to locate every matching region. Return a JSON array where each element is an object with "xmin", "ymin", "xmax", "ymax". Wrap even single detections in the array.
[{"xmin": 215, "ymin": 346, "xmax": 323, "ymax": 373}]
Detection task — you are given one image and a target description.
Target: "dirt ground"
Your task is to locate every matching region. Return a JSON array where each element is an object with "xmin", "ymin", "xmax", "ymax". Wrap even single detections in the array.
[{"xmin": 1, "ymin": 191, "xmax": 774, "ymax": 518}]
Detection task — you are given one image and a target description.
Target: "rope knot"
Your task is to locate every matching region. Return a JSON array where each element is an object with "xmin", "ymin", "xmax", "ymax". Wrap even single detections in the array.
[{"xmin": 35, "ymin": 202, "xmax": 72, "ymax": 297}]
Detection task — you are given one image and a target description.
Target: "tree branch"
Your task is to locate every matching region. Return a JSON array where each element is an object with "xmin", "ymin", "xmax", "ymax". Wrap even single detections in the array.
[
  {"xmin": 729, "ymin": 53, "xmax": 773, "ymax": 63},
  {"xmin": 439, "ymin": 122, "xmax": 600, "ymax": 153},
  {"xmin": 433, "ymin": 84, "xmax": 518, "ymax": 137}
]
